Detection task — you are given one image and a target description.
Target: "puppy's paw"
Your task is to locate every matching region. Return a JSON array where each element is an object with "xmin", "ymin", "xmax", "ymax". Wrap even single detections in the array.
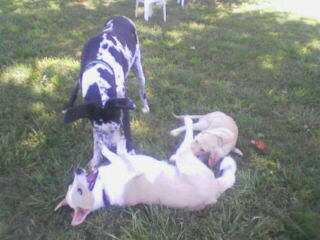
[
  {"xmin": 233, "ymin": 148, "xmax": 243, "ymax": 156},
  {"xmin": 141, "ymin": 102, "xmax": 150, "ymax": 113},
  {"xmin": 169, "ymin": 154, "xmax": 178, "ymax": 162},
  {"xmin": 170, "ymin": 129, "xmax": 180, "ymax": 136},
  {"xmin": 142, "ymin": 105, "xmax": 150, "ymax": 113},
  {"xmin": 184, "ymin": 116, "xmax": 193, "ymax": 126}
]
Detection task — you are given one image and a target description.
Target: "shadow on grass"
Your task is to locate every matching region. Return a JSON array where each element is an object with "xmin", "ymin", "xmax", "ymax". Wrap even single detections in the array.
[{"xmin": 0, "ymin": 0, "xmax": 319, "ymax": 239}]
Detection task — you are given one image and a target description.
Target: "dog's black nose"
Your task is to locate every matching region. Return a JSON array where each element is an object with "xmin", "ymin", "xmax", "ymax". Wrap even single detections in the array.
[{"xmin": 75, "ymin": 168, "xmax": 84, "ymax": 175}]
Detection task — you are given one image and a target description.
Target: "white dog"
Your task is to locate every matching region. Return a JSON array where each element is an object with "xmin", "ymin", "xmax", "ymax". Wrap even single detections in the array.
[
  {"xmin": 55, "ymin": 116, "xmax": 237, "ymax": 226},
  {"xmin": 170, "ymin": 111, "xmax": 242, "ymax": 167}
]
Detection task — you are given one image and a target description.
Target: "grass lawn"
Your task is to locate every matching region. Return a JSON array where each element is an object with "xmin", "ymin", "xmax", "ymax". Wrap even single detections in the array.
[{"xmin": 1, "ymin": 0, "xmax": 319, "ymax": 239}]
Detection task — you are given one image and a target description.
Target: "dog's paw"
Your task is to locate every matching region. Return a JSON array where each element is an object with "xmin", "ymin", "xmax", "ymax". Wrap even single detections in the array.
[
  {"xmin": 232, "ymin": 148, "xmax": 243, "ymax": 156},
  {"xmin": 169, "ymin": 154, "xmax": 178, "ymax": 162},
  {"xmin": 170, "ymin": 129, "xmax": 180, "ymax": 136},
  {"xmin": 184, "ymin": 116, "xmax": 193, "ymax": 126},
  {"xmin": 142, "ymin": 105, "xmax": 150, "ymax": 113}
]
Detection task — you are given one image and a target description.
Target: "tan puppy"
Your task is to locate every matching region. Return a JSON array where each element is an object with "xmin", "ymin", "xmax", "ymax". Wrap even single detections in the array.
[{"xmin": 170, "ymin": 111, "xmax": 242, "ymax": 167}]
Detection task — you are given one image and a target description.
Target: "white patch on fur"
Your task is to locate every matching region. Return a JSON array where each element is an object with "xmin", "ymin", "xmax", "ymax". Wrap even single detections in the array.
[
  {"xmin": 82, "ymin": 67, "xmax": 112, "ymax": 104},
  {"xmin": 96, "ymin": 34, "xmax": 125, "ymax": 99},
  {"xmin": 104, "ymin": 20, "xmax": 113, "ymax": 31}
]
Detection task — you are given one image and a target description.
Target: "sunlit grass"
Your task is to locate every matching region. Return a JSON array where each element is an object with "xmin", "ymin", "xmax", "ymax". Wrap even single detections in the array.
[
  {"xmin": 21, "ymin": 129, "xmax": 46, "ymax": 150},
  {"xmin": 131, "ymin": 119, "xmax": 150, "ymax": 136},
  {"xmin": 236, "ymin": 0, "xmax": 320, "ymax": 20},
  {"xmin": 1, "ymin": 64, "xmax": 33, "ymax": 83}
]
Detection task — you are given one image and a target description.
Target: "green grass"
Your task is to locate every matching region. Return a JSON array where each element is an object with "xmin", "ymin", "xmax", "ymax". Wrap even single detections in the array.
[{"xmin": 1, "ymin": 0, "xmax": 320, "ymax": 239}]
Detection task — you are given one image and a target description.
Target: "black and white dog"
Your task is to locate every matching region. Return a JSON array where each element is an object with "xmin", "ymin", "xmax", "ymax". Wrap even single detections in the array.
[{"xmin": 63, "ymin": 16, "xmax": 149, "ymax": 169}]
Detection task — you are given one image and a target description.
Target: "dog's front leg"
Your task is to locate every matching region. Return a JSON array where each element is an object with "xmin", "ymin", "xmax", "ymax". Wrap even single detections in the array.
[
  {"xmin": 173, "ymin": 117, "xmax": 214, "ymax": 180},
  {"xmin": 132, "ymin": 50, "xmax": 149, "ymax": 113},
  {"xmin": 123, "ymin": 109, "xmax": 134, "ymax": 152},
  {"xmin": 170, "ymin": 116, "xmax": 194, "ymax": 161},
  {"xmin": 170, "ymin": 126, "xmax": 187, "ymax": 136},
  {"xmin": 89, "ymin": 128, "xmax": 103, "ymax": 169},
  {"xmin": 176, "ymin": 116, "xmax": 194, "ymax": 154},
  {"xmin": 170, "ymin": 119, "xmax": 208, "ymax": 136}
]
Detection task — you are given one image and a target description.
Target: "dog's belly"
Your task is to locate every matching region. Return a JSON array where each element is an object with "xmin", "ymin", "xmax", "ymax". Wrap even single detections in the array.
[{"xmin": 122, "ymin": 169, "xmax": 214, "ymax": 208}]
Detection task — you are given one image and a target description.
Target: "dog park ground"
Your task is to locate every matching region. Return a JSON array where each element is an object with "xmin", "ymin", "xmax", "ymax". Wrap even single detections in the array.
[{"xmin": 0, "ymin": 0, "xmax": 319, "ymax": 239}]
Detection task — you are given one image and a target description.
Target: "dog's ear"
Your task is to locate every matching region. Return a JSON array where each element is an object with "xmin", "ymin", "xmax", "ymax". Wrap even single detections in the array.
[
  {"xmin": 104, "ymin": 98, "xmax": 135, "ymax": 111},
  {"xmin": 64, "ymin": 103, "xmax": 97, "ymax": 123}
]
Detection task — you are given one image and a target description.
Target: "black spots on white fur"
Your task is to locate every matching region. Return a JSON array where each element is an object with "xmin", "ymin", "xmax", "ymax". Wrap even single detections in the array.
[
  {"xmin": 107, "ymin": 34, "xmax": 117, "ymax": 46},
  {"xmin": 80, "ymin": 35, "xmax": 104, "ymax": 76},
  {"xmin": 109, "ymin": 46, "xmax": 128, "ymax": 74},
  {"xmin": 104, "ymin": 16, "xmax": 137, "ymax": 55},
  {"xmin": 84, "ymin": 83, "xmax": 102, "ymax": 107},
  {"xmin": 102, "ymin": 43, "xmax": 108, "ymax": 49},
  {"xmin": 97, "ymin": 67, "xmax": 116, "ymax": 98}
]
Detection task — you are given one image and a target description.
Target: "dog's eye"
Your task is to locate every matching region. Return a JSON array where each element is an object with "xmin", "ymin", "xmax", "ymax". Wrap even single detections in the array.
[{"xmin": 77, "ymin": 188, "xmax": 83, "ymax": 195}]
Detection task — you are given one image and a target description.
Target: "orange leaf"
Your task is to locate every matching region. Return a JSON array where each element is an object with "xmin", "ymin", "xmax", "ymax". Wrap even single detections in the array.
[{"xmin": 251, "ymin": 139, "xmax": 267, "ymax": 150}]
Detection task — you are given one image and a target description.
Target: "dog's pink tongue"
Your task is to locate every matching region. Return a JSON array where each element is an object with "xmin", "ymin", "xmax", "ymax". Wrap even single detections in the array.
[{"xmin": 71, "ymin": 207, "xmax": 89, "ymax": 226}]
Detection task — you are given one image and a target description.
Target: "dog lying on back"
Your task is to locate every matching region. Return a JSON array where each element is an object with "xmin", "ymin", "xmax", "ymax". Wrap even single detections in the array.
[
  {"xmin": 63, "ymin": 16, "xmax": 149, "ymax": 169},
  {"xmin": 170, "ymin": 111, "xmax": 242, "ymax": 167},
  {"xmin": 55, "ymin": 116, "xmax": 237, "ymax": 226}
]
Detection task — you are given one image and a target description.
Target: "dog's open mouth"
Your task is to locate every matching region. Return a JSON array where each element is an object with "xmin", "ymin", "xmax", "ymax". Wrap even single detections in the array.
[{"xmin": 71, "ymin": 207, "xmax": 89, "ymax": 226}]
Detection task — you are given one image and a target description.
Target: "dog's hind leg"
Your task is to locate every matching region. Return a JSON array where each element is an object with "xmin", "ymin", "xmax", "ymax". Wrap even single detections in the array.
[
  {"xmin": 170, "ymin": 119, "xmax": 208, "ymax": 136},
  {"xmin": 216, "ymin": 156, "xmax": 237, "ymax": 194},
  {"xmin": 132, "ymin": 49, "xmax": 149, "ymax": 113}
]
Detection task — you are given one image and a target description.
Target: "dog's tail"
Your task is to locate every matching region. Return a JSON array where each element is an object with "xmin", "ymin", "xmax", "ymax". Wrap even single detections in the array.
[
  {"xmin": 232, "ymin": 147, "xmax": 243, "ymax": 156},
  {"xmin": 216, "ymin": 156, "xmax": 237, "ymax": 194},
  {"xmin": 171, "ymin": 112, "xmax": 203, "ymax": 120}
]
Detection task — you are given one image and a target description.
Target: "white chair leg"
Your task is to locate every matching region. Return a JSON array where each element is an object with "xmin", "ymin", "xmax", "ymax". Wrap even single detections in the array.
[
  {"xmin": 149, "ymin": 3, "xmax": 153, "ymax": 17},
  {"xmin": 163, "ymin": 2, "xmax": 166, "ymax": 22},
  {"xmin": 144, "ymin": 2, "xmax": 150, "ymax": 21},
  {"xmin": 135, "ymin": 0, "xmax": 139, "ymax": 18},
  {"xmin": 137, "ymin": 0, "xmax": 167, "ymax": 22},
  {"xmin": 177, "ymin": 0, "xmax": 184, "ymax": 7}
]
